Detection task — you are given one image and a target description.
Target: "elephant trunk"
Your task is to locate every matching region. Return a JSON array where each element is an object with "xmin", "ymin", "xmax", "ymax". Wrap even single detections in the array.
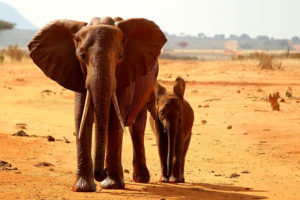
[
  {"xmin": 87, "ymin": 65, "xmax": 115, "ymax": 182},
  {"xmin": 166, "ymin": 121, "xmax": 176, "ymax": 177}
]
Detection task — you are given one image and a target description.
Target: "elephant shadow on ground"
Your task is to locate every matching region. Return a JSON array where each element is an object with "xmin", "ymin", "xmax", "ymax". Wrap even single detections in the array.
[{"xmin": 98, "ymin": 181, "xmax": 266, "ymax": 200}]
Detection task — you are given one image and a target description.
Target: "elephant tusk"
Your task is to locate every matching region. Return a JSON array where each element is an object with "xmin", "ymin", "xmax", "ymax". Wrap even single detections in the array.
[
  {"xmin": 112, "ymin": 91, "xmax": 126, "ymax": 133},
  {"xmin": 78, "ymin": 90, "xmax": 91, "ymax": 139}
]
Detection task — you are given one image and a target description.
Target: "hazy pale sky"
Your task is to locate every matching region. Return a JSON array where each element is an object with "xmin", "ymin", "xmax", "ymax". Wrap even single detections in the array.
[{"xmin": 1, "ymin": 0, "xmax": 300, "ymax": 39}]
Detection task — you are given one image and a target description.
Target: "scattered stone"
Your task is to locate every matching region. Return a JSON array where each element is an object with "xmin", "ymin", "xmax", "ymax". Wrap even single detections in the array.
[
  {"xmin": 63, "ymin": 137, "xmax": 70, "ymax": 143},
  {"xmin": 34, "ymin": 162, "xmax": 54, "ymax": 167},
  {"xmin": 227, "ymin": 125, "xmax": 232, "ymax": 130},
  {"xmin": 16, "ymin": 125, "xmax": 27, "ymax": 130},
  {"xmin": 12, "ymin": 130, "xmax": 29, "ymax": 137},
  {"xmin": 198, "ymin": 105, "xmax": 202, "ymax": 108},
  {"xmin": 191, "ymin": 90, "xmax": 198, "ymax": 93},
  {"xmin": 203, "ymin": 104, "xmax": 210, "ymax": 108},
  {"xmin": 215, "ymin": 174, "xmax": 222, "ymax": 177},
  {"xmin": 16, "ymin": 123, "xmax": 27, "ymax": 127},
  {"xmin": 229, "ymin": 173, "xmax": 240, "ymax": 178},
  {"xmin": 47, "ymin": 135, "xmax": 55, "ymax": 142},
  {"xmin": 280, "ymin": 98, "xmax": 285, "ymax": 103},
  {"xmin": 237, "ymin": 90, "xmax": 241, "ymax": 93},
  {"xmin": 42, "ymin": 89, "xmax": 52, "ymax": 94},
  {"xmin": 0, "ymin": 161, "xmax": 18, "ymax": 170},
  {"xmin": 257, "ymin": 88, "xmax": 264, "ymax": 92},
  {"xmin": 124, "ymin": 169, "xmax": 130, "ymax": 174},
  {"xmin": 242, "ymin": 170, "xmax": 250, "ymax": 174},
  {"xmin": 30, "ymin": 135, "xmax": 38, "ymax": 137},
  {"xmin": 203, "ymin": 98, "xmax": 221, "ymax": 102},
  {"xmin": 201, "ymin": 120, "xmax": 207, "ymax": 124},
  {"xmin": 16, "ymin": 78, "xmax": 25, "ymax": 82}
]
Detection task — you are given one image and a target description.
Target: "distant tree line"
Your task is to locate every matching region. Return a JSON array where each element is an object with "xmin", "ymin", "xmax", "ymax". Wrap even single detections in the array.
[{"xmin": 163, "ymin": 32, "xmax": 300, "ymax": 50}]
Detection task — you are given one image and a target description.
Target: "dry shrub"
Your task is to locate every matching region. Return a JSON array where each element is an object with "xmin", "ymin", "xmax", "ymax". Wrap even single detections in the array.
[
  {"xmin": 1, "ymin": 45, "xmax": 29, "ymax": 62},
  {"xmin": 257, "ymin": 53, "xmax": 282, "ymax": 70},
  {"xmin": 0, "ymin": 54, "xmax": 4, "ymax": 64},
  {"xmin": 287, "ymin": 52, "xmax": 300, "ymax": 59},
  {"xmin": 231, "ymin": 55, "xmax": 245, "ymax": 61},
  {"xmin": 269, "ymin": 92, "xmax": 280, "ymax": 111}
]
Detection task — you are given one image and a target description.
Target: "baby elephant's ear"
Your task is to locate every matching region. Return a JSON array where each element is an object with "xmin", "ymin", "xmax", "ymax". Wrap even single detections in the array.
[
  {"xmin": 173, "ymin": 77, "xmax": 185, "ymax": 98},
  {"xmin": 155, "ymin": 83, "xmax": 167, "ymax": 98},
  {"xmin": 28, "ymin": 20, "xmax": 87, "ymax": 92}
]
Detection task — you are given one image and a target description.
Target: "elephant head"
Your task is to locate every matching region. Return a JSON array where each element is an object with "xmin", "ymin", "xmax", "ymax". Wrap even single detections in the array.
[{"xmin": 28, "ymin": 17, "xmax": 167, "ymax": 181}]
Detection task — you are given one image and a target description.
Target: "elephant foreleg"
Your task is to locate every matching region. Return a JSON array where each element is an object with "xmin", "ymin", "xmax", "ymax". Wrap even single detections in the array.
[
  {"xmin": 72, "ymin": 92, "xmax": 96, "ymax": 192},
  {"xmin": 129, "ymin": 106, "xmax": 150, "ymax": 183},
  {"xmin": 101, "ymin": 104, "xmax": 125, "ymax": 189}
]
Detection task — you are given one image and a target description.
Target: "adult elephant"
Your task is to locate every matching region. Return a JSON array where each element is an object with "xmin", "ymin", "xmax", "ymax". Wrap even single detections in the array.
[{"xmin": 28, "ymin": 17, "xmax": 167, "ymax": 192}]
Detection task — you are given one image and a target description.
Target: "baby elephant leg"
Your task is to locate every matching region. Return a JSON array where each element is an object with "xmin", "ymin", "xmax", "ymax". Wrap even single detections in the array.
[{"xmin": 170, "ymin": 133, "xmax": 186, "ymax": 183}]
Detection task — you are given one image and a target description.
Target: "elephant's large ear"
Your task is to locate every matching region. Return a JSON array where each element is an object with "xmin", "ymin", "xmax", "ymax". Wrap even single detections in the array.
[
  {"xmin": 116, "ymin": 18, "xmax": 167, "ymax": 88},
  {"xmin": 28, "ymin": 20, "xmax": 87, "ymax": 92}
]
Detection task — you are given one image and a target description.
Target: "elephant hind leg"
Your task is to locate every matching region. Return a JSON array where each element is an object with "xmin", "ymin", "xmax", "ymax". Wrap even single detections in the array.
[{"xmin": 129, "ymin": 106, "xmax": 150, "ymax": 183}]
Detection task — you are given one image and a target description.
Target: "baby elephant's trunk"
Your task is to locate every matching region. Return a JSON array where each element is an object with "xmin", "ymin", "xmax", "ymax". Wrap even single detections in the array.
[{"xmin": 166, "ymin": 122, "xmax": 176, "ymax": 177}]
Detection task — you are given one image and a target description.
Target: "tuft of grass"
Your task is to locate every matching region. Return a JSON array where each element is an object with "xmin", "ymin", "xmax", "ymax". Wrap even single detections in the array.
[{"xmin": 0, "ymin": 45, "xmax": 29, "ymax": 62}]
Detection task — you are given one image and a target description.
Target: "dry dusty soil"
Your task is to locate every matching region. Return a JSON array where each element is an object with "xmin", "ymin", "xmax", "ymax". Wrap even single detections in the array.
[{"xmin": 0, "ymin": 59, "xmax": 300, "ymax": 200}]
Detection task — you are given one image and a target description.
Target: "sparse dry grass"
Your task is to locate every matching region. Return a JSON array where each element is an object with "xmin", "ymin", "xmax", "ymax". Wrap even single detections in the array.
[{"xmin": 0, "ymin": 45, "xmax": 30, "ymax": 63}]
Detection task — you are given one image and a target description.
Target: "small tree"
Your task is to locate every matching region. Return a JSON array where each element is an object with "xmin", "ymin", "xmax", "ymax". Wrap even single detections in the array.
[
  {"xmin": 177, "ymin": 42, "xmax": 188, "ymax": 48},
  {"xmin": 0, "ymin": 20, "xmax": 15, "ymax": 31}
]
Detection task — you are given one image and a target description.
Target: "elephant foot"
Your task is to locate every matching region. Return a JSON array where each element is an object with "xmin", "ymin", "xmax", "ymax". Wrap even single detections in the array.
[
  {"xmin": 133, "ymin": 167, "xmax": 150, "ymax": 183},
  {"xmin": 159, "ymin": 176, "xmax": 169, "ymax": 183},
  {"xmin": 169, "ymin": 176, "xmax": 185, "ymax": 183},
  {"xmin": 94, "ymin": 169, "xmax": 107, "ymax": 182},
  {"xmin": 101, "ymin": 176, "xmax": 125, "ymax": 189},
  {"xmin": 72, "ymin": 176, "xmax": 96, "ymax": 192}
]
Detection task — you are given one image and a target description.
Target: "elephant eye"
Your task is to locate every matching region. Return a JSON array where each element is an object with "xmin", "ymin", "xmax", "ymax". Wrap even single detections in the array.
[
  {"xmin": 76, "ymin": 49, "xmax": 86, "ymax": 61},
  {"xmin": 80, "ymin": 52, "xmax": 86, "ymax": 60},
  {"xmin": 118, "ymin": 53, "xmax": 123, "ymax": 60}
]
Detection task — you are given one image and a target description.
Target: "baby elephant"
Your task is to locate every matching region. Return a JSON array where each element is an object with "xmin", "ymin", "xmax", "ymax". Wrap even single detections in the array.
[{"xmin": 147, "ymin": 77, "xmax": 194, "ymax": 183}]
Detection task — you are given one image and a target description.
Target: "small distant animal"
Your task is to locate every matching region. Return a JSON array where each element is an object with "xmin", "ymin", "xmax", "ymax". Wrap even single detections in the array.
[
  {"xmin": 147, "ymin": 77, "xmax": 194, "ymax": 183},
  {"xmin": 269, "ymin": 92, "xmax": 280, "ymax": 111}
]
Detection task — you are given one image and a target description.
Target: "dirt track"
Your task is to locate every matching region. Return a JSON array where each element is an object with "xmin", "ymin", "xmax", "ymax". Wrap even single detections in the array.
[{"xmin": 0, "ymin": 59, "xmax": 299, "ymax": 200}]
